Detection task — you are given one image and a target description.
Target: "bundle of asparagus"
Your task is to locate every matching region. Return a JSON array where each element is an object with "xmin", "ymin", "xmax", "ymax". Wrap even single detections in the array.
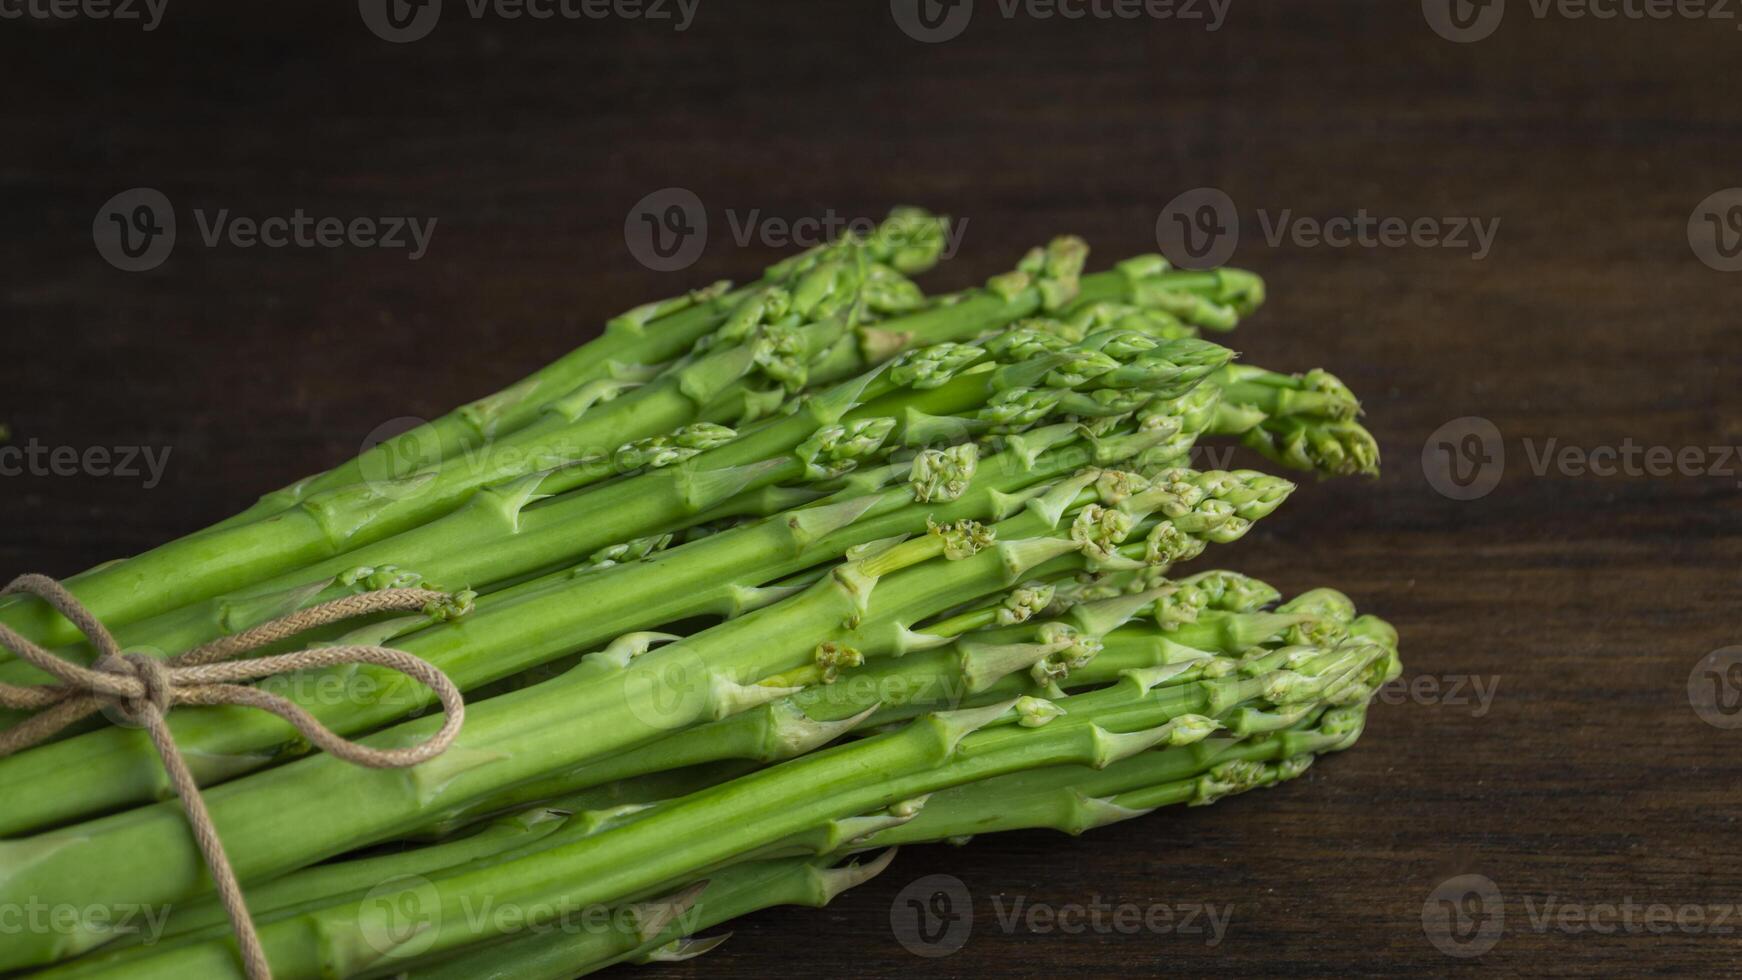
[{"xmin": 0, "ymin": 209, "xmax": 1389, "ymax": 978}]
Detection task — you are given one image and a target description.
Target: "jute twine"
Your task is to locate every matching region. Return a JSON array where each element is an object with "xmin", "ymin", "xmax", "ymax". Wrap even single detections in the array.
[{"xmin": 0, "ymin": 573, "xmax": 467, "ymax": 979}]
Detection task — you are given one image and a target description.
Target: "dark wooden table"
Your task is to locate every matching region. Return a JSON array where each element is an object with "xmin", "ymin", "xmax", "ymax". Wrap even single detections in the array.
[{"xmin": 3, "ymin": 1, "xmax": 1738, "ymax": 975}]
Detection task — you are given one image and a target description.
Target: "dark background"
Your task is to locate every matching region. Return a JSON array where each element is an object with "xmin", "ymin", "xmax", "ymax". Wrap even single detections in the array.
[{"xmin": 3, "ymin": 0, "xmax": 1739, "ymax": 975}]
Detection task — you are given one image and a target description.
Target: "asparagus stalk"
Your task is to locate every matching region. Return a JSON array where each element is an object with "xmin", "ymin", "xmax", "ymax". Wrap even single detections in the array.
[
  {"xmin": 41, "ymin": 842, "xmax": 890, "ymax": 980},
  {"xmin": 63, "ymin": 690, "xmax": 1382, "ymax": 979},
  {"xmin": 57, "ymin": 809, "xmax": 574, "ymax": 964},
  {"xmin": 399, "ymin": 851, "xmax": 897, "ymax": 980},
  {"xmin": 26, "ymin": 764, "xmax": 752, "ymax": 979},
  {"xmin": 1242, "ymin": 415, "xmax": 1382, "ymax": 477},
  {"xmin": 72, "ymin": 711, "xmax": 1353, "ymax": 980},
  {"xmin": 0, "ymin": 238, "xmax": 1261, "ymax": 657},
  {"xmin": 0, "ymin": 348, "xmax": 1345, "ymax": 712},
  {"xmin": 399, "ymin": 572, "xmax": 1346, "ymax": 835},
  {"xmin": 0, "ymin": 419, "xmax": 1135, "ymax": 834},
  {"xmin": 409, "ymin": 568, "xmax": 1301, "ymax": 833},
  {"xmin": 0, "ymin": 449, "xmax": 1288, "ymax": 967},
  {"xmin": 3, "ymin": 320, "xmax": 1234, "ymax": 684},
  {"xmin": 0, "ymin": 223, "xmax": 1408, "ymax": 980},
  {"xmin": 0, "ymin": 344, "xmax": 1372, "ymax": 833},
  {"xmin": 35, "ymin": 595, "xmax": 1391, "ymax": 977},
  {"xmin": 394, "ymin": 708, "xmax": 1360, "ymax": 980},
  {"xmin": 177, "ymin": 354, "xmax": 1347, "ymax": 676},
  {"xmin": 49, "ymin": 705, "xmax": 1368, "ymax": 980},
  {"xmin": 855, "ymin": 715, "xmax": 1362, "ymax": 848},
  {"xmin": 214, "ymin": 209, "xmax": 952, "ymax": 525},
  {"xmin": 53, "ymin": 635, "xmax": 1387, "ymax": 978},
  {"xmin": 0, "ymin": 238, "xmax": 911, "ymax": 650},
  {"xmin": 1201, "ymin": 364, "xmax": 1380, "ymax": 477},
  {"xmin": 0, "ymin": 328, "xmax": 1238, "ymax": 832}
]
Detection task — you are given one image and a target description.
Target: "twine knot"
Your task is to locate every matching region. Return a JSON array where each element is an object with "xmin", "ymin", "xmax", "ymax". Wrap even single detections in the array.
[
  {"xmin": 94, "ymin": 651, "xmax": 172, "ymax": 722},
  {"xmin": 0, "ymin": 572, "xmax": 470, "ymax": 979}
]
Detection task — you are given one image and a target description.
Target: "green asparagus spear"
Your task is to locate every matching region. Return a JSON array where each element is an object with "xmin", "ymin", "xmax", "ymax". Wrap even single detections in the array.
[
  {"xmin": 397, "ymin": 574, "xmax": 1350, "ymax": 835},
  {"xmin": 212, "ymin": 208, "xmax": 955, "ymax": 531},
  {"xmin": 0, "ymin": 242, "xmax": 1261, "ymax": 657},
  {"xmin": 402, "ymin": 851, "xmax": 896, "ymax": 980},
  {"xmin": 0, "ymin": 449, "xmax": 1290, "ymax": 967},
  {"xmin": 48, "ymin": 635, "xmax": 1386, "ymax": 978},
  {"xmin": 0, "ymin": 328, "xmax": 1238, "ymax": 833},
  {"xmin": 32, "ymin": 587, "xmax": 1391, "ymax": 977},
  {"xmin": 3, "ymin": 321, "xmax": 1234, "ymax": 683},
  {"xmin": 389, "ymin": 711, "xmax": 1362, "ymax": 980}
]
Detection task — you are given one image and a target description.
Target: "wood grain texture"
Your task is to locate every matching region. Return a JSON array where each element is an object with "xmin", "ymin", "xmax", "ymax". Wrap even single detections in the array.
[{"xmin": 1, "ymin": 1, "xmax": 1737, "ymax": 975}]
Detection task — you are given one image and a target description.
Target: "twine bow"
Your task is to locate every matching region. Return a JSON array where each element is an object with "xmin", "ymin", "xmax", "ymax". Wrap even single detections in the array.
[{"xmin": 0, "ymin": 573, "xmax": 468, "ymax": 980}]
